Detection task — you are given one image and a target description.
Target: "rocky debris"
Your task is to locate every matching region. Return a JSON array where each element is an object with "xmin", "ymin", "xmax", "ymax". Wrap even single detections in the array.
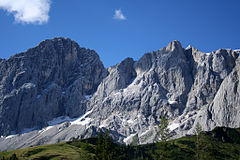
[{"xmin": 0, "ymin": 38, "xmax": 239, "ymax": 150}]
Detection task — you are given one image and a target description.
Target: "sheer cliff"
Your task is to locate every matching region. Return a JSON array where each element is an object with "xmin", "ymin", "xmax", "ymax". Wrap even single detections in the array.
[{"xmin": 0, "ymin": 38, "xmax": 239, "ymax": 150}]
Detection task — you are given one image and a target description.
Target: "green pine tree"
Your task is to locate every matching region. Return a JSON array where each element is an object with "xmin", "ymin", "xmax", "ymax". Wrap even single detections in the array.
[
  {"xmin": 9, "ymin": 154, "xmax": 18, "ymax": 160},
  {"xmin": 103, "ymin": 130, "xmax": 113, "ymax": 160},
  {"xmin": 194, "ymin": 122, "xmax": 202, "ymax": 160},
  {"xmin": 156, "ymin": 116, "xmax": 171, "ymax": 142},
  {"xmin": 96, "ymin": 132, "xmax": 104, "ymax": 159}
]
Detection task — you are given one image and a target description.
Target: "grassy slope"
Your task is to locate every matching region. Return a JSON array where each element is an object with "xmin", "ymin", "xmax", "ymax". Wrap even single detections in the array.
[
  {"xmin": 0, "ymin": 142, "xmax": 96, "ymax": 160},
  {"xmin": 0, "ymin": 127, "xmax": 240, "ymax": 160}
]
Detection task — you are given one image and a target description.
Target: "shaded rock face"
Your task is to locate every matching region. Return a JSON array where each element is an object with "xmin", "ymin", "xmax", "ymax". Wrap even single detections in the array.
[
  {"xmin": 0, "ymin": 37, "xmax": 107, "ymax": 136},
  {"xmin": 0, "ymin": 38, "xmax": 239, "ymax": 151}
]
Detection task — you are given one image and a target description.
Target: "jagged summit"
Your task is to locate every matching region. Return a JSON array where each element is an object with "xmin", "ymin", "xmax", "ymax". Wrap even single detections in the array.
[
  {"xmin": 166, "ymin": 40, "xmax": 182, "ymax": 51},
  {"xmin": 0, "ymin": 38, "xmax": 239, "ymax": 151},
  {"xmin": 8, "ymin": 37, "xmax": 98, "ymax": 63}
]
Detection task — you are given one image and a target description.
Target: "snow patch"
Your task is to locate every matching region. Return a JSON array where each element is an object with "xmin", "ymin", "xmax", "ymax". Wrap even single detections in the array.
[
  {"xmin": 123, "ymin": 133, "xmax": 137, "ymax": 144},
  {"xmin": 5, "ymin": 135, "xmax": 17, "ymax": 139},
  {"xmin": 140, "ymin": 128, "xmax": 151, "ymax": 136},
  {"xmin": 163, "ymin": 99, "xmax": 178, "ymax": 104},
  {"xmin": 168, "ymin": 100, "xmax": 178, "ymax": 105},
  {"xmin": 99, "ymin": 124, "xmax": 106, "ymax": 128},
  {"xmin": 127, "ymin": 119, "xmax": 134, "ymax": 124},
  {"xmin": 39, "ymin": 109, "xmax": 94, "ymax": 134},
  {"xmin": 70, "ymin": 109, "xmax": 93, "ymax": 126},
  {"xmin": 168, "ymin": 123, "xmax": 180, "ymax": 131},
  {"xmin": 38, "ymin": 125, "xmax": 54, "ymax": 134},
  {"xmin": 44, "ymin": 126, "xmax": 53, "ymax": 131},
  {"xmin": 71, "ymin": 117, "xmax": 91, "ymax": 125}
]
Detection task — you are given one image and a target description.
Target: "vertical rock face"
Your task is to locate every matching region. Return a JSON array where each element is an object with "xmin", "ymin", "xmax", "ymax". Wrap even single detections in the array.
[
  {"xmin": 171, "ymin": 47, "xmax": 239, "ymax": 138},
  {"xmin": 195, "ymin": 55, "xmax": 240, "ymax": 130},
  {"xmin": 87, "ymin": 40, "xmax": 193, "ymax": 142},
  {"xmin": 0, "ymin": 38, "xmax": 239, "ymax": 150},
  {"xmin": 0, "ymin": 37, "xmax": 107, "ymax": 136},
  {"xmin": 184, "ymin": 48, "xmax": 236, "ymax": 112}
]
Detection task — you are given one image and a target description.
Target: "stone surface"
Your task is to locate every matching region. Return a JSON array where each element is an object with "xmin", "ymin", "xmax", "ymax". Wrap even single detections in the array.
[
  {"xmin": 0, "ymin": 37, "xmax": 107, "ymax": 136},
  {"xmin": 0, "ymin": 38, "xmax": 239, "ymax": 150}
]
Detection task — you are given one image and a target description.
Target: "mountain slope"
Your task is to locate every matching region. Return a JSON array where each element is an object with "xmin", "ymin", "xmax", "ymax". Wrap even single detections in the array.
[
  {"xmin": 0, "ymin": 38, "xmax": 239, "ymax": 150},
  {"xmin": 1, "ymin": 127, "xmax": 240, "ymax": 160}
]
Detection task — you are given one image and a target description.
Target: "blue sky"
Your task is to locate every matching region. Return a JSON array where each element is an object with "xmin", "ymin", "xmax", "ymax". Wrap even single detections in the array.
[{"xmin": 0, "ymin": 0, "xmax": 240, "ymax": 67}]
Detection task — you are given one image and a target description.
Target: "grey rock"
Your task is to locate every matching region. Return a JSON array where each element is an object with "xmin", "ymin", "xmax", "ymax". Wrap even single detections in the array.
[
  {"xmin": 0, "ymin": 39, "xmax": 239, "ymax": 150},
  {"xmin": 0, "ymin": 37, "xmax": 107, "ymax": 136},
  {"xmin": 195, "ymin": 54, "xmax": 240, "ymax": 131}
]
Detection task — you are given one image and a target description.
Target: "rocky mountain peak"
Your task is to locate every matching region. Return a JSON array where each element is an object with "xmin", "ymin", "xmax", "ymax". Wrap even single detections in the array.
[
  {"xmin": 0, "ymin": 38, "xmax": 239, "ymax": 151},
  {"xmin": 0, "ymin": 37, "xmax": 107, "ymax": 136},
  {"xmin": 166, "ymin": 40, "xmax": 182, "ymax": 51}
]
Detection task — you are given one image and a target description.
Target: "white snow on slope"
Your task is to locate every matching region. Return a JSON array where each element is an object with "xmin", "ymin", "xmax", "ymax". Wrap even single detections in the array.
[
  {"xmin": 168, "ymin": 100, "xmax": 178, "ymax": 104},
  {"xmin": 34, "ymin": 109, "xmax": 94, "ymax": 135},
  {"xmin": 127, "ymin": 119, "xmax": 134, "ymax": 124},
  {"xmin": 140, "ymin": 128, "xmax": 151, "ymax": 136},
  {"xmin": 123, "ymin": 133, "xmax": 137, "ymax": 144},
  {"xmin": 71, "ymin": 109, "xmax": 93, "ymax": 126},
  {"xmin": 163, "ymin": 99, "xmax": 178, "ymax": 105},
  {"xmin": 5, "ymin": 135, "xmax": 17, "ymax": 139},
  {"xmin": 71, "ymin": 117, "xmax": 92, "ymax": 125},
  {"xmin": 168, "ymin": 123, "xmax": 180, "ymax": 131},
  {"xmin": 46, "ymin": 109, "xmax": 93, "ymax": 127}
]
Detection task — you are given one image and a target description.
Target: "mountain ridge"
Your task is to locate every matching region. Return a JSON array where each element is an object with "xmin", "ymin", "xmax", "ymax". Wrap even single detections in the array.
[{"xmin": 0, "ymin": 37, "xmax": 239, "ymax": 151}]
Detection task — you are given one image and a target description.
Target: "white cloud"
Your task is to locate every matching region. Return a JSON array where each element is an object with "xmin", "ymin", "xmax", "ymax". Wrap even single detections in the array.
[
  {"xmin": 0, "ymin": 0, "xmax": 51, "ymax": 24},
  {"xmin": 113, "ymin": 9, "xmax": 126, "ymax": 20}
]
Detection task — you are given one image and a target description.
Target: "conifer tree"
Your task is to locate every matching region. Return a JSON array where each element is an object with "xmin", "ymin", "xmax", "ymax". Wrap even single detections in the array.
[
  {"xmin": 96, "ymin": 132, "xmax": 104, "ymax": 159},
  {"xmin": 157, "ymin": 116, "xmax": 171, "ymax": 142},
  {"xmin": 9, "ymin": 154, "xmax": 18, "ymax": 160},
  {"xmin": 194, "ymin": 122, "xmax": 202, "ymax": 160},
  {"xmin": 103, "ymin": 130, "xmax": 113, "ymax": 160}
]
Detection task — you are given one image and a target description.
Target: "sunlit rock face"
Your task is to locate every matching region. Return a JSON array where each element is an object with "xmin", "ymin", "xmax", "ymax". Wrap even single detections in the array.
[{"xmin": 0, "ymin": 38, "xmax": 239, "ymax": 151}]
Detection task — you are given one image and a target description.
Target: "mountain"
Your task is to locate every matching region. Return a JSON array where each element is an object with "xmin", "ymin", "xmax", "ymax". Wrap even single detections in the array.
[
  {"xmin": 0, "ymin": 38, "xmax": 107, "ymax": 135},
  {"xmin": 0, "ymin": 37, "xmax": 239, "ymax": 151}
]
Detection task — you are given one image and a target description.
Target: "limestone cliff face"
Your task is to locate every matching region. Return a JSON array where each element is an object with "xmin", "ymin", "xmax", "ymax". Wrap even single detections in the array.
[
  {"xmin": 195, "ymin": 54, "xmax": 240, "ymax": 131},
  {"xmin": 87, "ymin": 41, "xmax": 193, "ymax": 141},
  {"xmin": 0, "ymin": 38, "xmax": 239, "ymax": 150},
  {"xmin": 0, "ymin": 37, "xmax": 107, "ymax": 136}
]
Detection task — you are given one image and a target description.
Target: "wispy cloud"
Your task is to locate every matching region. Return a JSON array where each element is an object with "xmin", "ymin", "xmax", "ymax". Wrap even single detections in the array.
[
  {"xmin": 113, "ymin": 9, "xmax": 126, "ymax": 20},
  {"xmin": 0, "ymin": 0, "xmax": 51, "ymax": 24}
]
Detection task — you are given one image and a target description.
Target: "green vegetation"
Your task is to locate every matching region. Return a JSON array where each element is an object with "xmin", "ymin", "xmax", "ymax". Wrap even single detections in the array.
[
  {"xmin": 155, "ymin": 116, "xmax": 172, "ymax": 142},
  {"xmin": 194, "ymin": 122, "xmax": 202, "ymax": 159},
  {"xmin": 1, "ymin": 127, "xmax": 240, "ymax": 160}
]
